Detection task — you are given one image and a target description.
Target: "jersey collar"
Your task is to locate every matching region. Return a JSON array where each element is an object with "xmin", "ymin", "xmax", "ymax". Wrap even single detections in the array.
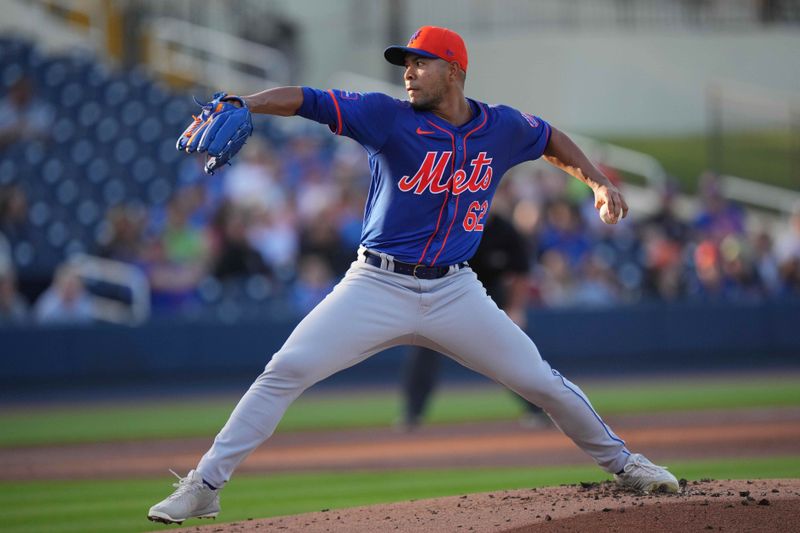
[{"xmin": 421, "ymin": 98, "xmax": 484, "ymax": 133}]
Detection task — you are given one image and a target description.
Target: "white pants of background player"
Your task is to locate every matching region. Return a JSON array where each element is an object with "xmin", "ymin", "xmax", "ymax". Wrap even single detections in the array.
[{"xmin": 197, "ymin": 249, "xmax": 631, "ymax": 488}]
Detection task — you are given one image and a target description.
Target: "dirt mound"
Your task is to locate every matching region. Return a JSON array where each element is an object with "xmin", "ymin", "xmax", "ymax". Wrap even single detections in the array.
[{"xmin": 175, "ymin": 479, "xmax": 800, "ymax": 533}]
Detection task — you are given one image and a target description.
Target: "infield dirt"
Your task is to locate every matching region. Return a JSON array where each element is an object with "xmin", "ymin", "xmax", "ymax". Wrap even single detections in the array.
[
  {"xmin": 3, "ymin": 407, "xmax": 799, "ymax": 480},
  {"xmin": 168, "ymin": 479, "xmax": 800, "ymax": 532}
]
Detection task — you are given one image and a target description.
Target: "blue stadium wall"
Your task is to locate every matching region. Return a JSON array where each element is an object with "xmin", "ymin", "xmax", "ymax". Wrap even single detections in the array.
[{"xmin": 2, "ymin": 300, "xmax": 799, "ymax": 394}]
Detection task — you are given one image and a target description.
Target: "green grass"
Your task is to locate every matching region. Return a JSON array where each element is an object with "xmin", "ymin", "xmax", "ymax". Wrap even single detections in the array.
[
  {"xmin": 603, "ymin": 131, "xmax": 799, "ymax": 192},
  {"xmin": 2, "ymin": 375, "xmax": 799, "ymax": 447},
  {"xmin": 1, "ymin": 456, "xmax": 798, "ymax": 533}
]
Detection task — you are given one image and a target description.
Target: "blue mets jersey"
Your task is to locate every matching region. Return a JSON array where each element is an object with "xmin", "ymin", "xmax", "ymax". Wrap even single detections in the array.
[{"xmin": 296, "ymin": 87, "xmax": 551, "ymax": 266}]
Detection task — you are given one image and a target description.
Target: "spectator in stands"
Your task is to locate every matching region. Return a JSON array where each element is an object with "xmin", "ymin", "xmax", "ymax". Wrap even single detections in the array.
[
  {"xmin": 139, "ymin": 193, "xmax": 210, "ymax": 313},
  {"xmin": 573, "ymin": 253, "xmax": 621, "ymax": 306},
  {"xmin": 0, "ymin": 185, "xmax": 30, "ymax": 245},
  {"xmin": 537, "ymin": 200, "xmax": 591, "ymax": 267},
  {"xmin": 0, "ymin": 75, "xmax": 53, "ymax": 149},
  {"xmin": 295, "ymin": 166, "xmax": 338, "ymax": 224},
  {"xmin": 33, "ymin": 263, "xmax": 94, "ymax": 324},
  {"xmin": 644, "ymin": 181, "xmax": 691, "ymax": 245},
  {"xmin": 138, "ymin": 236, "xmax": 204, "ymax": 314},
  {"xmin": 330, "ymin": 141, "xmax": 371, "ymax": 192},
  {"xmin": 222, "ymin": 137, "xmax": 286, "ymax": 211},
  {"xmin": 536, "ymin": 249, "xmax": 577, "ymax": 307},
  {"xmin": 246, "ymin": 204, "xmax": 299, "ymax": 279},
  {"xmin": 280, "ymin": 135, "xmax": 329, "ymax": 190},
  {"xmin": 334, "ymin": 186, "xmax": 368, "ymax": 250},
  {"xmin": 641, "ymin": 226, "xmax": 686, "ymax": 301},
  {"xmin": 161, "ymin": 192, "xmax": 211, "ymax": 266},
  {"xmin": 299, "ymin": 205, "xmax": 353, "ymax": 278},
  {"xmin": 693, "ymin": 172, "xmax": 745, "ymax": 241},
  {"xmin": 718, "ymin": 236, "xmax": 764, "ymax": 301},
  {"xmin": 180, "ymin": 179, "xmax": 217, "ymax": 230},
  {"xmin": 688, "ymin": 240, "xmax": 735, "ymax": 301},
  {"xmin": 146, "ymin": 182, "xmax": 213, "ymax": 239},
  {"xmin": 775, "ymin": 202, "xmax": 800, "ymax": 264},
  {"xmin": 779, "ymin": 256, "xmax": 800, "ymax": 296},
  {"xmin": 290, "ymin": 254, "xmax": 335, "ymax": 315},
  {"xmin": 96, "ymin": 204, "xmax": 147, "ymax": 263},
  {"xmin": 211, "ymin": 204, "xmax": 271, "ymax": 281},
  {"xmin": 776, "ymin": 203, "xmax": 800, "ymax": 296},
  {"xmin": 0, "ymin": 264, "xmax": 28, "ymax": 324},
  {"xmin": 752, "ymin": 230, "xmax": 781, "ymax": 295}
]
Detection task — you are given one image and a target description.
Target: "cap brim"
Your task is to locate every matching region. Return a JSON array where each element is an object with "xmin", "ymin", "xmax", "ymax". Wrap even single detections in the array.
[{"xmin": 383, "ymin": 46, "xmax": 439, "ymax": 66}]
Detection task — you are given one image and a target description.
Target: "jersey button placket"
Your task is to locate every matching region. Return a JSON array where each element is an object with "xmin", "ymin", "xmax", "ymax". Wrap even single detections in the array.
[
  {"xmin": 453, "ymin": 140, "xmax": 463, "ymax": 203},
  {"xmin": 454, "ymin": 137, "xmax": 465, "ymax": 203},
  {"xmin": 429, "ymin": 135, "xmax": 463, "ymax": 263},
  {"xmin": 450, "ymin": 135, "xmax": 466, "ymax": 204}
]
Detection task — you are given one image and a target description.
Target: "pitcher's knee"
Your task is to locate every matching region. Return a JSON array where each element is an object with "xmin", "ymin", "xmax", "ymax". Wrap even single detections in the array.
[
  {"xmin": 258, "ymin": 351, "xmax": 319, "ymax": 389},
  {"xmin": 503, "ymin": 367, "xmax": 564, "ymax": 406}
]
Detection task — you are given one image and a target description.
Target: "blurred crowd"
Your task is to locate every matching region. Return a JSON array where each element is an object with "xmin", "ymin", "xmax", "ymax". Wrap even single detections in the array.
[
  {"xmin": 1, "ymin": 74, "xmax": 800, "ymax": 327},
  {"xmin": 500, "ymin": 169, "xmax": 800, "ymax": 307}
]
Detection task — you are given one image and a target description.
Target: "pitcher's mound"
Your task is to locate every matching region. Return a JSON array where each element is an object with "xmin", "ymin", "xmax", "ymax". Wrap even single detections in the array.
[{"xmin": 179, "ymin": 479, "xmax": 800, "ymax": 532}]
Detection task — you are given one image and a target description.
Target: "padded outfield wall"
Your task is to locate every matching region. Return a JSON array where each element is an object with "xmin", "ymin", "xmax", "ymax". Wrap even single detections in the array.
[{"xmin": 2, "ymin": 300, "xmax": 799, "ymax": 393}]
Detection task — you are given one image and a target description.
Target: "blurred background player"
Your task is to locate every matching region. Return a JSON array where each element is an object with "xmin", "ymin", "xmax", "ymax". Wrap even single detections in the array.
[{"xmin": 400, "ymin": 208, "xmax": 549, "ymax": 431}]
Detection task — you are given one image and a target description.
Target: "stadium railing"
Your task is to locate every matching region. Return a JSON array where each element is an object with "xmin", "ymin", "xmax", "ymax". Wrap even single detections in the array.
[
  {"xmin": 146, "ymin": 17, "xmax": 291, "ymax": 94},
  {"xmin": 70, "ymin": 253, "xmax": 150, "ymax": 326}
]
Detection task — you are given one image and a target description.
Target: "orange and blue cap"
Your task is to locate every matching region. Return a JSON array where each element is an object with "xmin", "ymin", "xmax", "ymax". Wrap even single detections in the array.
[{"xmin": 384, "ymin": 26, "xmax": 468, "ymax": 73}]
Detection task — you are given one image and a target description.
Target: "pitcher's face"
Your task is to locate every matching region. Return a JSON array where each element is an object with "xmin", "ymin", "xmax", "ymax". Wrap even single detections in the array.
[{"xmin": 403, "ymin": 55, "xmax": 449, "ymax": 111}]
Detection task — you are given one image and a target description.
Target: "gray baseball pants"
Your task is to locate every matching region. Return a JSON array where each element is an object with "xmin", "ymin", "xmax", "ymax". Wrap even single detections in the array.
[{"xmin": 197, "ymin": 250, "xmax": 630, "ymax": 488}]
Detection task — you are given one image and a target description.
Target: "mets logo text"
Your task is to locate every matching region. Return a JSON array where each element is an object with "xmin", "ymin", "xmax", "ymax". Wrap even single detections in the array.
[{"xmin": 398, "ymin": 151, "xmax": 493, "ymax": 195}]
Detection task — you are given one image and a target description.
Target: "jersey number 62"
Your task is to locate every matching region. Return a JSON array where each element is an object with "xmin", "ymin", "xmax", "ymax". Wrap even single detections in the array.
[{"xmin": 463, "ymin": 200, "xmax": 489, "ymax": 232}]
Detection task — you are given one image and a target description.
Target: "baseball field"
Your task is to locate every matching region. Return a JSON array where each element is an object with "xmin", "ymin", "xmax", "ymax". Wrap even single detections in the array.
[{"xmin": 2, "ymin": 371, "xmax": 799, "ymax": 532}]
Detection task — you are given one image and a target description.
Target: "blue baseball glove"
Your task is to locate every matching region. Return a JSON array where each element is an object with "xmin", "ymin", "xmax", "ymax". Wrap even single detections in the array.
[{"xmin": 176, "ymin": 92, "xmax": 253, "ymax": 174}]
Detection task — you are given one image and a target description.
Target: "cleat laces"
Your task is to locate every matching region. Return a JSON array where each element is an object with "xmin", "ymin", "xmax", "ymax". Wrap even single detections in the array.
[
  {"xmin": 166, "ymin": 469, "xmax": 201, "ymax": 501},
  {"xmin": 623, "ymin": 454, "xmax": 670, "ymax": 475}
]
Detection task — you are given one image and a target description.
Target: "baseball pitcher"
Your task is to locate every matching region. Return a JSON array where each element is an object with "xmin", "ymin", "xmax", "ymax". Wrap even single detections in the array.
[{"xmin": 149, "ymin": 26, "xmax": 678, "ymax": 525}]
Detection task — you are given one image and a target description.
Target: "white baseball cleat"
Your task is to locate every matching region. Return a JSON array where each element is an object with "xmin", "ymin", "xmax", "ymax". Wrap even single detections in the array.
[
  {"xmin": 147, "ymin": 469, "xmax": 220, "ymax": 524},
  {"xmin": 614, "ymin": 453, "xmax": 680, "ymax": 493}
]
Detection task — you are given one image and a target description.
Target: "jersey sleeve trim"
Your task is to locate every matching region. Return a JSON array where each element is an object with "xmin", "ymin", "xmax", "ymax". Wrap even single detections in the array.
[{"xmin": 327, "ymin": 90, "xmax": 343, "ymax": 136}]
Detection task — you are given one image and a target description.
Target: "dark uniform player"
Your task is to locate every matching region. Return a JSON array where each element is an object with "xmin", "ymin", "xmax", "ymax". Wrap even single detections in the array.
[{"xmin": 401, "ymin": 211, "xmax": 549, "ymax": 429}]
